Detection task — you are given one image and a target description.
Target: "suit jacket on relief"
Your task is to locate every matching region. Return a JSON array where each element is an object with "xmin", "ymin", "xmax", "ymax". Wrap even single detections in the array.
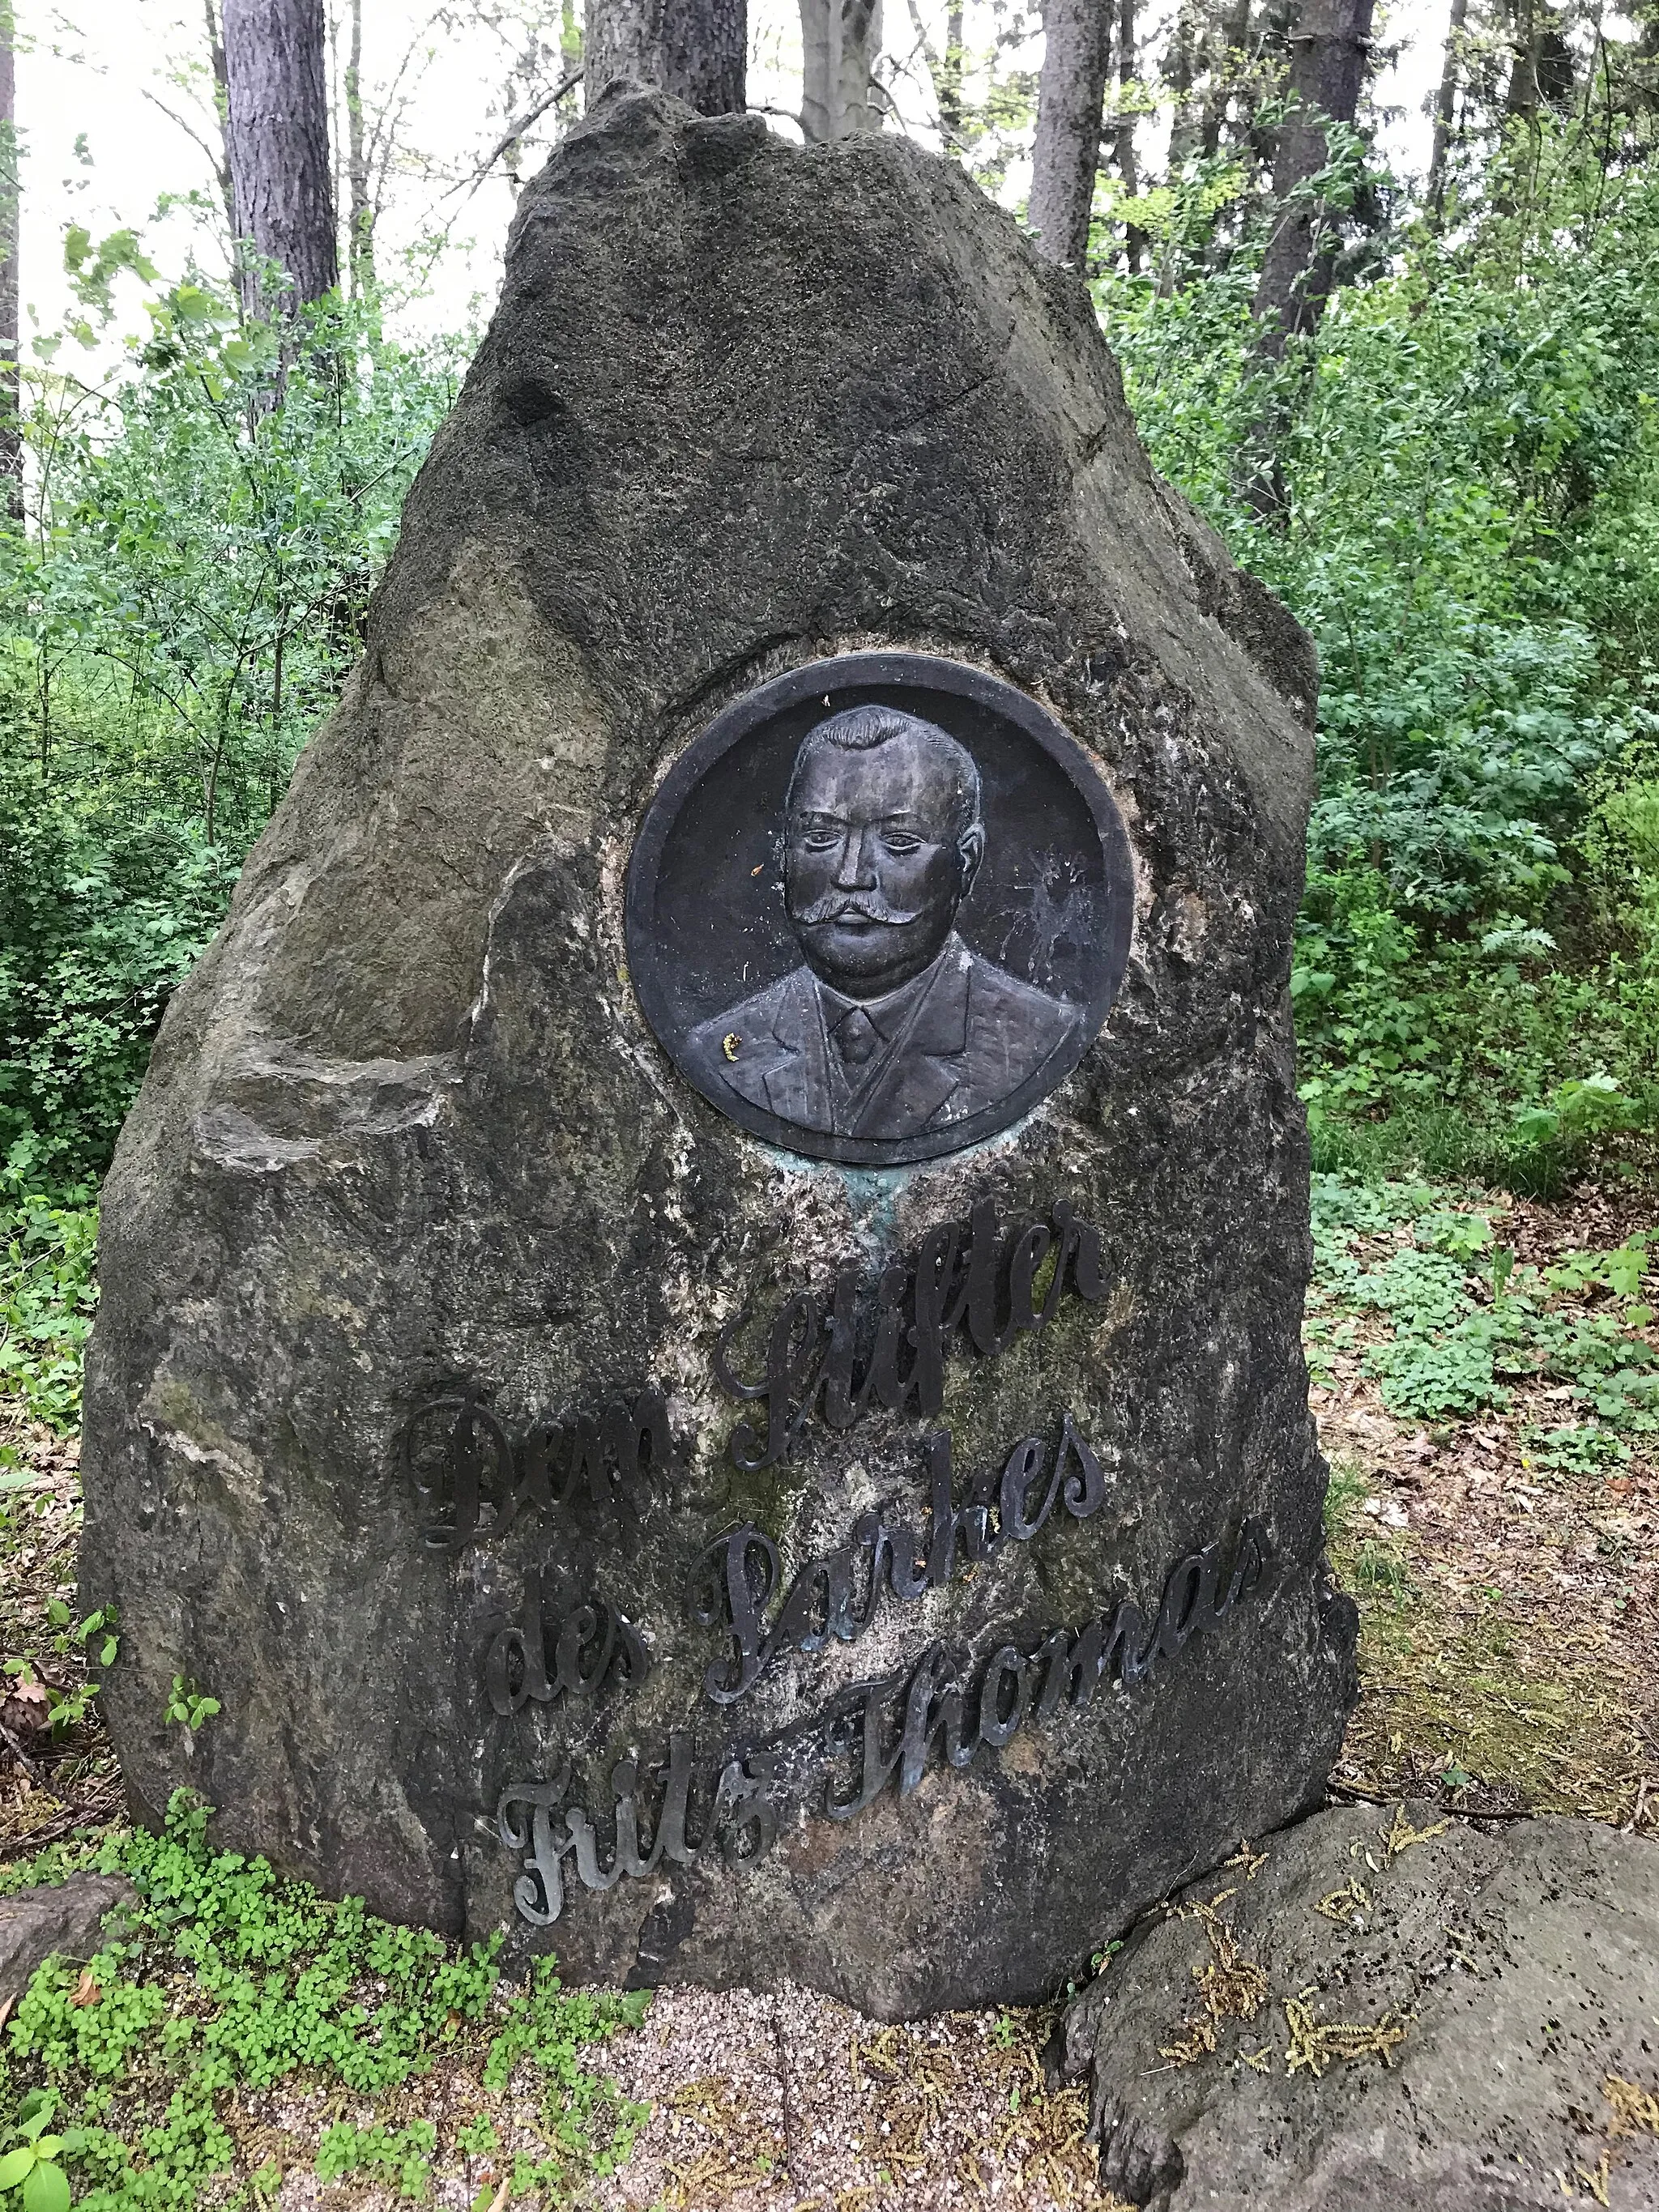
[{"xmin": 685, "ymin": 935, "xmax": 1079, "ymax": 1143}]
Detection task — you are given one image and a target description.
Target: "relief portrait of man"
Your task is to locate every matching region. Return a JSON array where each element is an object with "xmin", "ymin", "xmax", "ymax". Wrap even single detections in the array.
[{"xmin": 685, "ymin": 705, "xmax": 1080, "ymax": 1145}]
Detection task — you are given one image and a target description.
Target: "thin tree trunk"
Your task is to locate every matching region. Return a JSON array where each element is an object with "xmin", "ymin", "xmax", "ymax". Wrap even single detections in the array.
[
  {"xmin": 1249, "ymin": 0, "xmax": 1375, "ymax": 360},
  {"xmin": 1426, "ymin": 0, "xmax": 1467, "ymax": 224},
  {"xmin": 203, "ymin": 0, "xmax": 238, "ymax": 237},
  {"xmin": 345, "ymin": 0, "xmax": 373, "ymax": 296},
  {"xmin": 1029, "ymin": 0, "xmax": 1111, "ymax": 265},
  {"xmin": 1162, "ymin": 0, "xmax": 1204, "ymax": 175},
  {"xmin": 799, "ymin": 0, "xmax": 883, "ymax": 140},
  {"xmin": 1113, "ymin": 0, "xmax": 1145, "ymax": 269},
  {"xmin": 0, "ymin": 1, "xmax": 19, "ymax": 514},
  {"xmin": 1201, "ymin": 0, "xmax": 1250, "ymax": 153},
  {"xmin": 584, "ymin": 0, "xmax": 748, "ymax": 117},
  {"xmin": 940, "ymin": 0, "xmax": 964, "ymax": 141},
  {"xmin": 222, "ymin": 0, "xmax": 339, "ymax": 318}
]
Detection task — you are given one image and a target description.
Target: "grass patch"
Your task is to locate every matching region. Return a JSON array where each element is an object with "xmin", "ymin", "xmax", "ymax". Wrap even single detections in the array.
[{"xmin": 0, "ymin": 1794, "xmax": 649, "ymax": 2209}]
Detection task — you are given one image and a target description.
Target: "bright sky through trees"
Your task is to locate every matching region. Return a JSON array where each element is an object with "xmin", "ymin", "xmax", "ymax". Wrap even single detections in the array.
[{"xmin": 23, "ymin": 0, "xmax": 1441, "ymax": 359}]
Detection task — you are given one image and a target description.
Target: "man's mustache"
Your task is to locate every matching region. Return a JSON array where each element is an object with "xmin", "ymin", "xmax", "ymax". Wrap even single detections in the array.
[{"xmin": 794, "ymin": 893, "xmax": 924, "ymax": 927}]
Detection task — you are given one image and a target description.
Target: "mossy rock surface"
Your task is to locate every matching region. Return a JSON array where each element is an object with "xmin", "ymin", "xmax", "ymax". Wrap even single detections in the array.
[{"xmin": 82, "ymin": 86, "xmax": 1351, "ymax": 2016}]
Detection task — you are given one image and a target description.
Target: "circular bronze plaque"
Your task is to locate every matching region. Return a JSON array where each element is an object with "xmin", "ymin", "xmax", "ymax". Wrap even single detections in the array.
[{"xmin": 625, "ymin": 652, "xmax": 1134, "ymax": 1166}]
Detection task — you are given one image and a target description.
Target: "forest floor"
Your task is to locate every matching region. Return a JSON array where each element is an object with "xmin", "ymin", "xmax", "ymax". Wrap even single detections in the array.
[{"xmin": 0, "ymin": 1173, "xmax": 1653, "ymax": 2210}]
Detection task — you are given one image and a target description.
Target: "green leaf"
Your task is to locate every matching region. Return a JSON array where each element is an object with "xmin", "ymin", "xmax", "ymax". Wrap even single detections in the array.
[
  {"xmin": 21, "ymin": 2162, "xmax": 70, "ymax": 2212},
  {"xmin": 0, "ymin": 2149, "xmax": 36, "ymax": 2190}
]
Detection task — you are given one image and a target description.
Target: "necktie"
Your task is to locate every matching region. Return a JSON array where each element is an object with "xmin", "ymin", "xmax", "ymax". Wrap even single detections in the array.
[{"xmin": 837, "ymin": 1008, "xmax": 880, "ymax": 1066}]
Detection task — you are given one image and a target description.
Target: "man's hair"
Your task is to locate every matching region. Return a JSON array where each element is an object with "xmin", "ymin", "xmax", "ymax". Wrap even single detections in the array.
[{"xmin": 785, "ymin": 705, "xmax": 983, "ymax": 837}]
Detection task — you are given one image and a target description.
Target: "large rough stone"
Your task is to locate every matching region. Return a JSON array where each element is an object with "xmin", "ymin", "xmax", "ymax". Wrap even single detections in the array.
[
  {"xmin": 0, "ymin": 1875, "xmax": 135, "ymax": 2002},
  {"xmin": 81, "ymin": 86, "xmax": 1354, "ymax": 2017},
  {"xmin": 1061, "ymin": 1801, "xmax": 1659, "ymax": 2209}
]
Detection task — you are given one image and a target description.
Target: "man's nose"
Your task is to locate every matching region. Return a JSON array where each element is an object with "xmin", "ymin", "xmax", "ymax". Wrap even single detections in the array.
[{"xmin": 833, "ymin": 826, "xmax": 878, "ymax": 889}]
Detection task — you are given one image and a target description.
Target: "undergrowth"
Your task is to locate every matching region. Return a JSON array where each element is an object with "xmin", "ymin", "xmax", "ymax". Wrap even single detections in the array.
[
  {"xmin": 0, "ymin": 1162, "xmax": 97, "ymax": 1432},
  {"xmin": 0, "ymin": 1795, "xmax": 649, "ymax": 2209},
  {"xmin": 1306, "ymin": 1174, "xmax": 1657, "ymax": 1442}
]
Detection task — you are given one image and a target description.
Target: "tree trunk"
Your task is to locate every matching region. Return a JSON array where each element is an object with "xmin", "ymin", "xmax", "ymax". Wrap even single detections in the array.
[
  {"xmin": 798, "ymin": 0, "xmax": 883, "ymax": 140},
  {"xmin": 203, "ymin": 1, "xmax": 238, "ymax": 238},
  {"xmin": 584, "ymin": 0, "xmax": 748, "ymax": 117},
  {"xmin": 345, "ymin": 0, "xmax": 373, "ymax": 296},
  {"xmin": 1249, "ymin": 0, "xmax": 1375, "ymax": 360},
  {"xmin": 222, "ymin": 0, "xmax": 339, "ymax": 317},
  {"xmin": 1112, "ymin": 0, "xmax": 1145, "ymax": 269},
  {"xmin": 1028, "ymin": 0, "xmax": 1111, "ymax": 265},
  {"xmin": 1504, "ymin": 0, "xmax": 1572, "ymax": 123},
  {"xmin": 0, "ymin": 0, "xmax": 17, "ymax": 514},
  {"xmin": 939, "ymin": 0, "xmax": 964, "ymax": 142},
  {"xmin": 1201, "ymin": 0, "xmax": 1250, "ymax": 154},
  {"xmin": 1425, "ymin": 0, "xmax": 1467, "ymax": 224},
  {"xmin": 1162, "ymin": 0, "xmax": 1202, "ymax": 173}
]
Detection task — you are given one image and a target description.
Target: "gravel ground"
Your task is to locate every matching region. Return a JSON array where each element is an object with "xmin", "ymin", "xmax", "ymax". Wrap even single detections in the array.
[
  {"xmin": 226, "ymin": 1984, "xmax": 1120, "ymax": 2211},
  {"xmin": 587, "ymin": 1985, "xmax": 1113, "ymax": 2212}
]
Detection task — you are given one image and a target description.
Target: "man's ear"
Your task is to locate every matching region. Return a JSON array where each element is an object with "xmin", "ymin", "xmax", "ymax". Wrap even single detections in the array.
[{"xmin": 957, "ymin": 823, "xmax": 986, "ymax": 896}]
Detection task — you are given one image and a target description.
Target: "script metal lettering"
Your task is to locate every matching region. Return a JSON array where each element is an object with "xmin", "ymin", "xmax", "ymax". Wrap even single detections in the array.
[
  {"xmin": 687, "ymin": 1414, "xmax": 1107, "ymax": 1706},
  {"xmin": 497, "ymin": 1516, "xmax": 1272, "ymax": 1925},
  {"xmin": 714, "ymin": 1196, "xmax": 1107, "ymax": 1471},
  {"xmin": 402, "ymin": 1387, "xmax": 672, "ymax": 1553},
  {"xmin": 483, "ymin": 1572, "xmax": 650, "ymax": 1715}
]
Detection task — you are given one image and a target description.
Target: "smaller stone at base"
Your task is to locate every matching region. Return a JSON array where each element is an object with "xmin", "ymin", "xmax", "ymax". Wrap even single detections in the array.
[
  {"xmin": 0, "ymin": 1873, "xmax": 135, "ymax": 2003},
  {"xmin": 1061, "ymin": 1801, "xmax": 1659, "ymax": 2211}
]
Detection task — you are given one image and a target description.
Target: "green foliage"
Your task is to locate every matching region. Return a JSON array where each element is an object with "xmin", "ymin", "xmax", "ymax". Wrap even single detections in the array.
[
  {"xmin": 0, "ymin": 1793, "xmax": 648, "ymax": 2208},
  {"xmin": 313, "ymin": 2118, "xmax": 437, "ymax": 2198},
  {"xmin": 0, "ymin": 1161, "xmax": 96, "ymax": 1430},
  {"xmin": 1307, "ymin": 1176, "xmax": 1659, "ymax": 1426},
  {"xmin": 1, "ymin": 268, "xmax": 463, "ymax": 1192},
  {"xmin": 1096, "ymin": 94, "xmax": 1659, "ymax": 1188},
  {"xmin": 2, "ymin": 1599, "xmax": 116, "ymax": 1741},
  {"xmin": 0, "ymin": 2090, "xmax": 70, "ymax": 2212},
  {"xmin": 161, "ymin": 1676, "xmax": 219, "ymax": 1732}
]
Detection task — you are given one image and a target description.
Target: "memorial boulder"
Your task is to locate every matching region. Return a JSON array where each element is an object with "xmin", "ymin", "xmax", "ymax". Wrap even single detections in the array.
[{"xmin": 82, "ymin": 87, "xmax": 1356, "ymax": 2019}]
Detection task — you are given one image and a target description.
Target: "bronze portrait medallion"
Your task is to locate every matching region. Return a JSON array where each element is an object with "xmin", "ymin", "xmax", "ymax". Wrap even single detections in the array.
[{"xmin": 625, "ymin": 653, "xmax": 1134, "ymax": 1166}]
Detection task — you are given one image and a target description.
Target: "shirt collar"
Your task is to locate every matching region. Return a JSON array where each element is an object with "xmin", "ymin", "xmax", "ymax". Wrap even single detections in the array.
[{"xmin": 815, "ymin": 953, "xmax": 942, "ymax": 1044}]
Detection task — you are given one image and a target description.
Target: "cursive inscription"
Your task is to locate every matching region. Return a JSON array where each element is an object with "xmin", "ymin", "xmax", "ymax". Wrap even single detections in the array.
[
  {"xmin": 687, "ymin": 1414, "xmax": 1108, "ymax": 1707},
  {"xmin": 497, "ymin": 1515, "xmax": 1272, "ymax": 1925},
  {"xmin": 483, "ymin": 1572, "xmax": 650, "ymax": 1715},
  {"xmin": 714, "ymin": 1196, "xmax": 1108, "ymax": 1471},
  {"xmin": 498, "ymin": 1733, "xmax": 779, "ymax": 1924},
  {"xmin": 403, "ymin": 1387, "xmax": 672, "ymax": 1552}
]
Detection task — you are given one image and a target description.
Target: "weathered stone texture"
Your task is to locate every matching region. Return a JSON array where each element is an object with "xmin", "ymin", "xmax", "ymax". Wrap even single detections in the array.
[
  {"xmin": 82, "ymin": 87, "xmax": 1353, "ymax": 2017},
  {"xmin": 0, "ymin": 1876, "xmax": 135, "ymax": 2003},
  {"xmin": 1061, "ymin": 1801, "xmax": 1659, "ymax": 2210}
]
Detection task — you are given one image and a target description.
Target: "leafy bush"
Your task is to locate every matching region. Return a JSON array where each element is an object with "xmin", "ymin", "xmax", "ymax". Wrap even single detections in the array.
[
  {"xmin": 0, "ymin": 276, "xmax": 462, "ymax": 1191},
  {"xmin": 1098, "ymin": 107, "xmax": 1659, "ymax": 1188},
  {"xmin": 0, "ymin": 1161, "xmax": 97, "ymax": 1429}
]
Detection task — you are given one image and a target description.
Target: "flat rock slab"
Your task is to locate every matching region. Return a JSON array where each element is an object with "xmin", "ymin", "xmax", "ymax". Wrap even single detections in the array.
[
  {"xmin": 0, "ymin": 1873, "xmax": 135, "ymax": 2002},
  {"xmin": 1060, "ymin": 1801, "xmax": 1659, "ymax": 2210}
]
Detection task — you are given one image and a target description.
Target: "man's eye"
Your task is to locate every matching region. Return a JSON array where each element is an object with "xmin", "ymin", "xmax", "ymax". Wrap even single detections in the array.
[
  {"xmin": 882, "ymin": 835, "xmax": 923, "ymax": 855},
  {"xmin": 803, "ymin": 831, "xmax": 842, "ymax": 850}
]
